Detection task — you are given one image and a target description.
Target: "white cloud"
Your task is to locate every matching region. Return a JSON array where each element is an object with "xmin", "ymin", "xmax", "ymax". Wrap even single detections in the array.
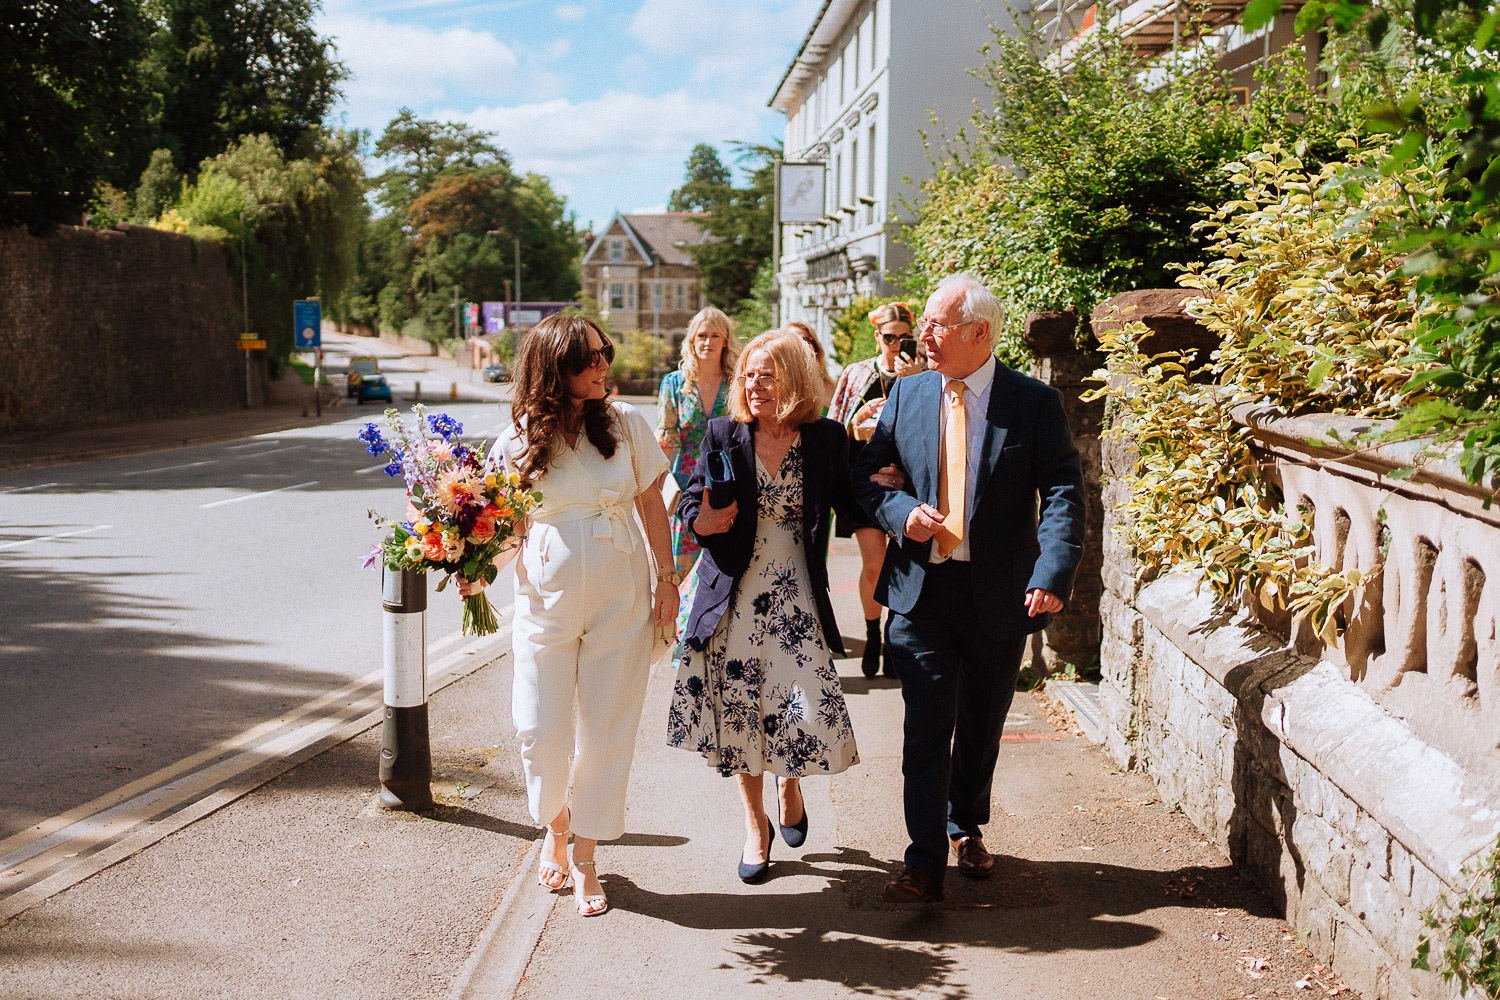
[
  {"xmin": 628, "ymin": 0, "xmax": 820, "ymax": 93},
  {"xmin": 630, "ymin": 203, "xmax": 668, "ymax": 215},
  {"xmin": 443, "ymin": 89, "xmax": 751, "ymax": 181},
  {"xmin": 554, "ymin": 3, "xmax": 587, "ymax": 21},
  {"xmin": 319, "ymin": 9, "xmax": 522, "ymax": 124},
  {"xmin": 543, "ymin": 38, "xmax": 573, "ymax": 59}
]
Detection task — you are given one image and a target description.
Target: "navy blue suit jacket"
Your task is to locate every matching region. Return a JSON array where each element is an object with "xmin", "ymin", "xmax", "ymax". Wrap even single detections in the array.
[
  {"xmin": 678, "ymin": 417, "xmax": 853, "ymax": 654},
  {"xmin": 850, "ymin": 365, "xmax": 1085, "ymax": 639}
]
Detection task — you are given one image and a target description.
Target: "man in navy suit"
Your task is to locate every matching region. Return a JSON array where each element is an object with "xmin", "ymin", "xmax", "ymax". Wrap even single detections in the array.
[{"xmin": 852, "ymin": 272, "xmax": 1085, "ymax": 903}]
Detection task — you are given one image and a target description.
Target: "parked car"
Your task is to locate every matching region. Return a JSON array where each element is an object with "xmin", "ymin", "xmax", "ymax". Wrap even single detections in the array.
[
  {"xmin": 356, "ymin": 373, "xmax": 392, "ymax": 403},
  {"xmin": 346, "ymin": 356, "xmax": 380, "ymax": 397},
  {"xmin": 483, "ymin": 362, "xmax": 510, "ymax": 383}
]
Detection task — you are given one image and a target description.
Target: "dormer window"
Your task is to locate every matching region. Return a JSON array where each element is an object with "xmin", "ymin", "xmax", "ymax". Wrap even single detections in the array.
[{"xmin": 609, "ymin": 238, "xmax": 625, "ymax": 263}]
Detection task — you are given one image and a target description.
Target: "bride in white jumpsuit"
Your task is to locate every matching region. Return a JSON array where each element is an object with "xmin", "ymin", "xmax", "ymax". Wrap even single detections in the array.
[{"xmin": 465, "ymin": 314, "xmax": 676, "ymax": 917}]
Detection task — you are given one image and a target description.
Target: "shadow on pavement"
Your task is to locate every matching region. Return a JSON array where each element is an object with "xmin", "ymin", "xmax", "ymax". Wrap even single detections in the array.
[{"xmin": 599, "ymin": 848, "xmax": 1276, "ymax": 995}]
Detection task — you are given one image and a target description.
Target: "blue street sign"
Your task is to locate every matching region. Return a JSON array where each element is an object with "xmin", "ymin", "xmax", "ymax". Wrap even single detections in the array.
[{"xmin": 293, "ymin": 299, "xmax": 322, "ymax": 349}]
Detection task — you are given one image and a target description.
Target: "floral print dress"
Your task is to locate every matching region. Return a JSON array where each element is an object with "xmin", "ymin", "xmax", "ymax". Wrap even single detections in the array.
[
  {"xmin": 657, "ymin": 369, "xmax": 729, "ymax": 579},
  {"xmin": 666, "ymin": 436, "xmax": 859, "ymax": 777}
]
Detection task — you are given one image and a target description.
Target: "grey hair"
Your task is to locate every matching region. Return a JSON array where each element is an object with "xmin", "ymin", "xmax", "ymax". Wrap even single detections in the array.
[{"xmin": 933, "ymin": 272, "xmax": 1004, "ymax": 347}]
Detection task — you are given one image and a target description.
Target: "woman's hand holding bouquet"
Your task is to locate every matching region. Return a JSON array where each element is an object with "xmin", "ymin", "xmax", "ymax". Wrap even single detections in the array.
[{"xmin": 358, "ymin": 405, "xmax": 540, "ymax": 635}]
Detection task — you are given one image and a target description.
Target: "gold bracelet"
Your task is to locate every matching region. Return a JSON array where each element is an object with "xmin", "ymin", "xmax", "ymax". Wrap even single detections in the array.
[{"xmin": 656, "ymin": 570, "xmax": 682, "ymax": 586}]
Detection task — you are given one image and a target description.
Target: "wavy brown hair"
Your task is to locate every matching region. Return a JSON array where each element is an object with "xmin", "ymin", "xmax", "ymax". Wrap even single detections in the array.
[{"xmin": 510, "ymin": 313, "xmax": 618, "ymax": 485}]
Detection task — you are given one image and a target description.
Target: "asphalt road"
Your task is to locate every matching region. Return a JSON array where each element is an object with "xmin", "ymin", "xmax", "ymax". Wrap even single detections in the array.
[{"xmin": 0, "ymin": 400, "xmax": 514, "ymax": 872}]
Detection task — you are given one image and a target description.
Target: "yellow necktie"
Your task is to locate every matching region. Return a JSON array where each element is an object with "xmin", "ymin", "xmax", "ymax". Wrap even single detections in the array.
[{"xmin": 937, "ymin": 379, "xmax": 966, "ymax": 558}]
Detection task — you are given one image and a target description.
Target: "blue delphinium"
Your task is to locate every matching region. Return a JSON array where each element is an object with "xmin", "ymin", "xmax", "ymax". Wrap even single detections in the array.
[
  {"xmin": 358, "ymin": 422, "xmax": 388, "ymax": 456},
  {"xmin": 427, "ymin": 413, "xmax": 463, "ymax": 441}
]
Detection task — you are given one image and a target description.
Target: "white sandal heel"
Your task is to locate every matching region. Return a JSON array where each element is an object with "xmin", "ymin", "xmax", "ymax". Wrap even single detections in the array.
[
  {"xmin": 537, "ymin": 819, "xmax": 571, "ymax": 890},
  {"xmin": 568, "ymin": 859, "xmax": 608, "ymax": 916}
]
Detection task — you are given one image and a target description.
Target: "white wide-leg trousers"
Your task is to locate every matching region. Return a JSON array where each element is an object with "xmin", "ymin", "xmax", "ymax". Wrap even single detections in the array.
[{"xmin": 510, "ymin": 519, "xmax": 654, "ymax": 842}]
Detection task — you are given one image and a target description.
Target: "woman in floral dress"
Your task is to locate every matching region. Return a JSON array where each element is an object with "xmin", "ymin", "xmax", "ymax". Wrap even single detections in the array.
[
  {"xmin": 667, "ymin": 329, "xmax": 868, "ymax": 884},
  {"xmin": 656, "ymin": 306, "xmax": 742, "ymax": 581}
]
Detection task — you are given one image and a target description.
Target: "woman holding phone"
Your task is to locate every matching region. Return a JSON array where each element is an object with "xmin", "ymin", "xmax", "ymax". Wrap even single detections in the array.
[{"xmin": 827, "ymin": 301, "xmax": 924, "ymax": 678}]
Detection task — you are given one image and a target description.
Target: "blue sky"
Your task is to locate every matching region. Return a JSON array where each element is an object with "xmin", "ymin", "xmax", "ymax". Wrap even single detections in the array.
[{"xmin": 316, "ymin": 0, "xmax": 823, "ymax": 232}]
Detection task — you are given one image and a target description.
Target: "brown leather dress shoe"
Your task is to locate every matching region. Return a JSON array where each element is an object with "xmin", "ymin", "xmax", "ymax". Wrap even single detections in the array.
[
  {"xmin": 952, "ymin": 836, "xmax": 995, "ymax": 879},
  {"xmin": 881, "ymin": 866, "xmax": 945, "ymax": 903}
]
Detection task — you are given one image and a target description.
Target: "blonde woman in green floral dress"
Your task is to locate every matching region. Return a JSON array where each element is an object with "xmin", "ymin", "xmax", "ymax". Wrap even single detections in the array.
[{"xmin": 656, "ymin": 306, "xmax": 742, "ymax": 580}]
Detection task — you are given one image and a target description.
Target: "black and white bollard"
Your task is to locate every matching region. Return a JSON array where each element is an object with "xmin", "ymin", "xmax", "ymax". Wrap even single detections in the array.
[{"xmin": 379, "ymin": 564, "xmax": 434, "ymax": 811}]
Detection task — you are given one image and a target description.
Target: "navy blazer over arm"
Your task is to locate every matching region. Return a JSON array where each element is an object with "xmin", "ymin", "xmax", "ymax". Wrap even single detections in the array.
[
  {"xmin": 849, "ymin": 365, "xmax": 1086, "ymax": 640},
  {"xmin": 677, "ymin": 416, "xmax": 854, "ymax": 654}
]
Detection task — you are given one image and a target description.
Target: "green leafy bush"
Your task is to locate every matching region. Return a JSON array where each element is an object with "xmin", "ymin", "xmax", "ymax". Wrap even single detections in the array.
[
  {"xmin": 902, "ymin": 24, "xmax": 1355, "ymax": 353},
  {"xmin": 1089, "ymin": 141, "xmax": 1437, "ymax": 633}
]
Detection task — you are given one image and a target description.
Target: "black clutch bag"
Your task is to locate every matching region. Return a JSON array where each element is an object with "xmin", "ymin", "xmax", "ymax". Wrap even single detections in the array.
[{"xmin": 705, "ymin": 449, "xmax": 735, "ymax": 509}]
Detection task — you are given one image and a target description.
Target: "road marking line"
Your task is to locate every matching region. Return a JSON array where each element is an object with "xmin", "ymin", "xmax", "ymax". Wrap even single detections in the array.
[
  {"xmin": 0, "ymin": 482, "xmax": 61, "ymax": 494},
  {"xmin": 355, "ymin": 462, "xmax": 390, "ymax": 475},
  {"xmin": 224, "ymin": 441, "xmax": 281, "ymax": 451},
  {"xmin": 0, "ymin": 626, "xmax": 510, "ymax": 920},
  {"xmin": 240, "ymin": 445, "xmax": 306, "ymax": 459},
  {"xmin": 122, "ymin": 460, "xmax": 218, "ymax": 477},
  {"xmin": 199, "ymin": 481, "xmax": 319, "ymax": 508},
  {"xmin": 0, "ymin": 525, "xmax": 112, "ymax": 552}
]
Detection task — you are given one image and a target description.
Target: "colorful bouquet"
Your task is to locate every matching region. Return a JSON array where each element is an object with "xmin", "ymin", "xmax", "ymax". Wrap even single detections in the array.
[{"xmin": 358, "ymin": 405, "xmax": 540, "ymax": 635}]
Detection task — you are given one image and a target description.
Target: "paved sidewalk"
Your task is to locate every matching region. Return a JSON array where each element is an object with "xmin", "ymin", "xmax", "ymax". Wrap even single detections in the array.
[{"xmin": 454, "ymin": 542, "xmax": 1357, "ymax": 1000}]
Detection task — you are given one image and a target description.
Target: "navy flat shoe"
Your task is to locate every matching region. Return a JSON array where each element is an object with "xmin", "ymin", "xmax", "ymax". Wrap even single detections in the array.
[
  {"xmin": 738, "ymin": 816, "xmax": 772, "ymax": 884},
  {"xmin": 777, "ymin": 777, "xmax": 809, "ymax": 848}
]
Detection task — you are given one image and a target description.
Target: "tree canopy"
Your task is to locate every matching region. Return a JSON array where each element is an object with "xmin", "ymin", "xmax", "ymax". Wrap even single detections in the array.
[
  {"xmin": 145, "ymin": 0, "xmax": 347, "ymax": 172},
  {"xmin": 1, "ymin": 0, "xmax": 154, "ymax": 232}
]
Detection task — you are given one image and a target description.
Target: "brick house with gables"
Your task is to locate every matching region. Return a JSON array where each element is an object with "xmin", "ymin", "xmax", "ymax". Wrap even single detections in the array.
[{"xmin": 580, "ymin": 212, "xmax": 711, "ymax": 337}]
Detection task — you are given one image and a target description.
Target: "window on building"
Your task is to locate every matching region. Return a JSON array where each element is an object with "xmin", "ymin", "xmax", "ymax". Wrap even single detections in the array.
[
  {"xmin": 609, "ymin": 238, "xmax": 624, "ymax": 262},
  {"xmin": 870, "ymin": 2, "xmax": 878, "ymax": 71},
  {"xmin": 627, "ymin": 283, "xmax": 636, "ymax": 308},
  {"xmin": 850, "ymin": 138, "xmax": 859, "ymax": 209},
  {"xmin": 652, "ymin": 282, "xmax": 662, "ymax": 312},
  {"xmin": 853, "ymin": 32, "xmax": 860, "ymax": 87},
  {"xmin": 609, "ymin": 283, "xmax": 624, "ymax": 309},
  {"xmin": 834, "ymin": 152, "xmax": 842, "ymax": 209},
  {"xmin": 837, "ymin": 49, "xmax": 845, "ymax": 105},
  {"xmin": 675, "ymin": 283, "xmax": 685, "ymax": 310},
  {"xmin": 867, "ymin": 123, "xmax": 877, "ymax": 197}
]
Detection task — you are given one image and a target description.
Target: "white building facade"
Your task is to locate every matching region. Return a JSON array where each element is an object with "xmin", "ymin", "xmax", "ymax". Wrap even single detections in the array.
[{"xmin": 769, "ymin": 0, "xmax": 1020, "ymax": 349}]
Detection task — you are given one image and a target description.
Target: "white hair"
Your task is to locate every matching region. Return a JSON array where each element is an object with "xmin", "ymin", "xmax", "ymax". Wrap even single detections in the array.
[{"xmin": 933, "ymin": 272, "xmax": 1004, "ymax": 347}]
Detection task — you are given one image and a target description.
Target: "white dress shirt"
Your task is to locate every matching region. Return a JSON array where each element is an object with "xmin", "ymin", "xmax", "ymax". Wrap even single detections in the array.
[{"xmin": 930, "ymin": 355, "xmax": 995, "ymax": 564}]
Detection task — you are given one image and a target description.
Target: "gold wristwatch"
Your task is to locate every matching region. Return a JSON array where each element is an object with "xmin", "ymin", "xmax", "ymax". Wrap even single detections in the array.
[{"xmin": 657, "ymin": 570, "xmax": 682, "ymax": 586}]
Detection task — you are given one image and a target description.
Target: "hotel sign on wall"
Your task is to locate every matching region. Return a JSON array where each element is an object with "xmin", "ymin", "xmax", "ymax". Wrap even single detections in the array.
[{"xmin": 778, "ymin": 162, "xmax": 826, "ymax": 224}]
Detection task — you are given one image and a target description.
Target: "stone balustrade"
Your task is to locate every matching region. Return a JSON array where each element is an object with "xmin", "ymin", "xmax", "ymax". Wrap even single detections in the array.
[
  {"xmin": 1239, "ymin": 405, "xmax": 1500, "ymax": 772},
  {"xmin": 1100, "ymin": 402, "xmax": 1500, "ymax": 1000}
]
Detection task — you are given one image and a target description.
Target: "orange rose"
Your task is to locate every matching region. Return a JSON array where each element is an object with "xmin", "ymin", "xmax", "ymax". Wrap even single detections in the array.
[
  {"xmin": 469, "ymin": 518, "xmax": 496, "ymax": 542},
  {"xmin": 421, "ymin": 531, "xmax": 445, "ymax": 562}
]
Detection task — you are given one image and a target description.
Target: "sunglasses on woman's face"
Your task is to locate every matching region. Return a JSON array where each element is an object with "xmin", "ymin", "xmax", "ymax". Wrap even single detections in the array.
[
  {"xmin": 571, "ymin": 340, "xmax": 614, "ymax": 372},
  {"xmin": 879, "ymin": 333, "xmax": 903, "ymax": 344}
]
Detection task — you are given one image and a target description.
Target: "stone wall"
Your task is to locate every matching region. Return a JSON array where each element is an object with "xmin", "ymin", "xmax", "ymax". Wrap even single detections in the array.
[
  {"xmin": 0, "ymin": 224, "xmax": 248, "ymax": 434},
  {"xmin": 1024, "ymin": 309, "xmax": 1103, "ymax": 670},
  {"xmin": 1100, "ymin": 413, "xmax": 1500, "ymax": 1000}
]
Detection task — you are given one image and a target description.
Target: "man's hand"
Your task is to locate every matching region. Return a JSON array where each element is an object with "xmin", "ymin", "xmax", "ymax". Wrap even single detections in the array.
[
  {"xmin": 693, "ymin": 497, "xmax": 738, "ymax": 536},
  {"xmin": 903, "ymin": 503, "xmax": 945, "ymax": 543},
  {"xmin": 1025, "ymin": 588, "xmax": 1063, "ymax": 617}
]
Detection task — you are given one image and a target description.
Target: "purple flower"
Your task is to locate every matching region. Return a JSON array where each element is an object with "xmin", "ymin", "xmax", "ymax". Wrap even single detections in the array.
[
  {"xmin": 427, "ymin": 413, "xmax": 463, "ymax": 441},
  {"xmin": 362, "ymin": 545, "xmax": 382, "ymax": 569},
  {"xmin": 358, "ymin": 422, "xmax": 388, "ymax": 456}
]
